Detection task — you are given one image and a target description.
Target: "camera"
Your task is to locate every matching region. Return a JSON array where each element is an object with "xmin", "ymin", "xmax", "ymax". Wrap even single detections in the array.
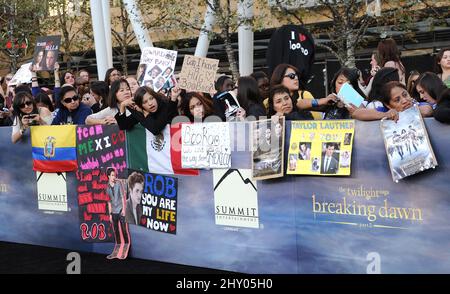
[{"xmin": 26, "ymin": 114, "xmax": 39, "ymax": 125}]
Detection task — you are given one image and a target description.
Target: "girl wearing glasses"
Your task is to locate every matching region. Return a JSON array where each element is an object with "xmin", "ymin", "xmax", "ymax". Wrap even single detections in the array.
[
  {"xmin": 11, "ymin": 92, "xmax": 52, "ymax": 143},
  {"xmin": 51, "ymin": 85, "xmax": 92, "ymax": 125},
  {"xmin": 270, "ymin": 64, "xmax": 335, "ymax": 120}
]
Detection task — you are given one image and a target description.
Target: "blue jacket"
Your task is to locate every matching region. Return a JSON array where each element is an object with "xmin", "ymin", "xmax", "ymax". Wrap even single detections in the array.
[{"xmin": 52, "ymin": 102, "xmax": 92, "ymax": 125}]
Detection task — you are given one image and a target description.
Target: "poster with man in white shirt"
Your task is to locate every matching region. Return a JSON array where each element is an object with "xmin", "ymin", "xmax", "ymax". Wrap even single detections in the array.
[{"xmin": 320, "ymin": 142, "xmax": 340, "ymax": 175}]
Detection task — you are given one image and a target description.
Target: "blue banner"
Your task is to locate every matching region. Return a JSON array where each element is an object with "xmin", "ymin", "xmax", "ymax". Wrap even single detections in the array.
[{"xmin": 0, "ymin": 119, "xmax": 449, "ymax": 273}]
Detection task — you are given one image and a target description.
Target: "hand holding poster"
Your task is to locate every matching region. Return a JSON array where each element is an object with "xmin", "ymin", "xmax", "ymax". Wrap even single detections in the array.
[
  {"xmin": 178, "ymin": 55, "xmax": 219, "ymax": 93},
  {"xmin": 32, "ymin": 36, "xmax": 61, "ymax": 71},
  {"xmin": 252, "ymin": 116, "xmax": 285, "ymax": 180},
  {"xmin": 126, "ymin": 170, "xmax": 178, "ymax": 234},
  {"xmin": 181, "ymin": 122, "xmax": 231, "ymax": 169},
  {"xmin": 380, "ymin": 105, "xmax": 437, "ymax": 182},
  {"xmin": 137, "ymin": 47, "xmax": 177, "ymax": 92},
  {"xmin": 287, "ymin": 120, "xmax": 355, "ymax": 176}
]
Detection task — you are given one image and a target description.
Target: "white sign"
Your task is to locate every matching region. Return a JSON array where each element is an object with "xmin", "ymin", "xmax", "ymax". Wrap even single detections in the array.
[
  {"xmin": 181, "ymin": 122, "xmax": 231, "ymax": 169},
  {"xmin": 36, "ymin": 172, "xmax": 68, "ymax": 212},
  {"xmin": 9, "ymin": 62, "xmax": 32, "ymax": 86},
  {"xmin": 137, "ymin": 47, "xmax": 177, "ymax": 92},
  {"xmin": 213, "ymin": 169, "xmax": 259, "ymax": 229}
]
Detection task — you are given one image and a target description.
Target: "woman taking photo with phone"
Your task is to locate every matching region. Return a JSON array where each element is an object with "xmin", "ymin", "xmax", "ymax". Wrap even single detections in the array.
[{"xmin": 11, "ymin": 91, "xmax": 53, "ymax": 143}]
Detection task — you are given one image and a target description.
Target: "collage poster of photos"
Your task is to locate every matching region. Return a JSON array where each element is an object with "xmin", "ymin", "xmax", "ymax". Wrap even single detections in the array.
[
  {"xmin": 287, "ymin": 120, "xmax": 355, "ymax": 176},
  {"xmin": 136, "ymin": 47, "xmax": 178, "ymax": 92}
]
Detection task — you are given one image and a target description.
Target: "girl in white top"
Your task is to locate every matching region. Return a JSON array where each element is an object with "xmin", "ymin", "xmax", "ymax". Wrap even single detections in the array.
[
  {"xmin": 85, "ymin": 78, "xmax": 132, "ymax": 125},
  {"xmin": 11, "ymin": 91, "xmax": 53, "ymax": 143}
]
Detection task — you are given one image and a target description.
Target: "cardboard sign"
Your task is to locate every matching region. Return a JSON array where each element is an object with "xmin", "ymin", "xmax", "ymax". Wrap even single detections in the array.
[{"xmin": 178, "ymin": 55, "xmax": 219, "ymax": 93}]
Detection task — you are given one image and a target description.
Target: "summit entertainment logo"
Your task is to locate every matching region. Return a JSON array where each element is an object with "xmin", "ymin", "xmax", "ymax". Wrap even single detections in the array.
[{"xmin": 213, "ymin": 169, "xmax": 259, "ymax": 229}]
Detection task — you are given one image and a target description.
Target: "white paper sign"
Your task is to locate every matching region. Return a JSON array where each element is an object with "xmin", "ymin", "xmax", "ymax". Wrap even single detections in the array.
[
  {"xmin": 181, "ymin": 122, "xmax": 231, "ymax": 169},
  {"xmin": 9, "ymin": 62, "xmax": 32, "ymax": 86},
  {"xmin": 136, "ymin": 47, "xmax": 177, "ymax": 92}
]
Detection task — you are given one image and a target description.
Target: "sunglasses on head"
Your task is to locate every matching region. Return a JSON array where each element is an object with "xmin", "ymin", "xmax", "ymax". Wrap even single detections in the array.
[
  {"xmin": 19, "ymin": 101, "xmax": 33, "ymax": 108},
  {"xmin": 63, "ymin": 95, "xmax": 79, "ymax": 104},
  {"xmin": 284, "ymin": 73, "xmax": 298, "ymax": 80}
]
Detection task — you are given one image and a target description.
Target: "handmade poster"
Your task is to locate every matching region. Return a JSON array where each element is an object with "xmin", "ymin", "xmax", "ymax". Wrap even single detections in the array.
[
  {"xmin": 137, "ymin": 46, "xmax": 177, "ymax": 92},
  {"xmin": 31, "ymin": 125, "xmax": 77, "ymax": 173},
  {"xmin": 31, "ymin": 35, "xmax": 61, "ymax": 71},
  {"xmin": 337, "ymin": 82, "xmax": 364, "ymax": 107},
  {"xmin": 380, "ymin": 105, "xmax": 437, "ymax": 182},
  {"xmin": 8, "ymin": 62, "xmax": 32, "ymax": 86},
  {"xmin": 76, "ymin": 125, "xmax": 127, "ymax": 178},
  {"xmin": 181, "ymin": 122, "xmax": 231, "ymax": 169},
  {"xmin": 126, "ymin": 123, "xmax": 199, "ymax": 176},
  {"xmin": 76, "ymin": 168, "xmax": 114, "ymax": 243},
  {"xmin": 36, "ymin": 172, "xmax": 68, "ymax": 212},
  {"xmin": 126, "ymin": 169, "xmax": 178, "ymax": 235},
  {"xmin": 287, "ymin": 120, "xmax": 355, "ymax": 176},
  {"xmin": 178, "ymin": 55, "xmax": 219, "ymax": 93},
  {"xmin": 76, "ymin": 125, "xmax": 130, "ymax": 259},
  {"xmin": 251, "ymin": 116, "xmax": 285, "ymax": 180},
  {"xmin": 213, "ymin": 169, "xmax": 259, "ymax": 229}
]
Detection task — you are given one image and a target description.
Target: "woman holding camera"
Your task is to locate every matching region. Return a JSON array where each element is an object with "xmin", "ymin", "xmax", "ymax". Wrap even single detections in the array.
[{"xmin": 11, "ymin": 91, "xmax": 52, "ymax": 143}]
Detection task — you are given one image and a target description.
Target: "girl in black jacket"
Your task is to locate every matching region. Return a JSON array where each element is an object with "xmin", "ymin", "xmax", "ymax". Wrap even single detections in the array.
[{"xmin": 115, "ymin": 86, "xmax": 178, "ymax": 135}]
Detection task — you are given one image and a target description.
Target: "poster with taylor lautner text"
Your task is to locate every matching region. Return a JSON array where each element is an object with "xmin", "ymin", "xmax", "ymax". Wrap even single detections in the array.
[{"xmin": 287, "ymin": 120, "xmax": 355, "ymax": 176}]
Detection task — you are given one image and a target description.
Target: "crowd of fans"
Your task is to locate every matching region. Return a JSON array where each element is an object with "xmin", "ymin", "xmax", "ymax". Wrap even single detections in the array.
[{"xmin": 0, "ymin": 39, "xmax": 449, "ymax": 144}]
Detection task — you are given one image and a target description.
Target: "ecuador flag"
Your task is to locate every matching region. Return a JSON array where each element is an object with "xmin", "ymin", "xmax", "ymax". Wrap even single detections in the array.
[{"xmin": 31, "ymin": 125, "xmax": 77, "ymax": 172}]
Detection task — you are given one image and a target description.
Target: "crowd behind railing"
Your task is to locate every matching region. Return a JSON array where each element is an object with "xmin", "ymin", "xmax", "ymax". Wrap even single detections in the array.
[{"xmin": 0, "ymin": 38, "xmax": 449, "ymax": 144}]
